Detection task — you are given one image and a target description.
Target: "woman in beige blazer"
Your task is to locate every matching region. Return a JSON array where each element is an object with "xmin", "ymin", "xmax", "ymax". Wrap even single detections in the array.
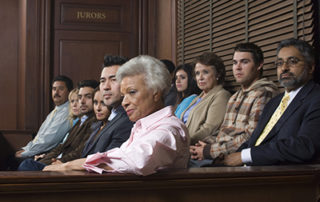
[{"xmin": 180, "ymin": 52, "xmax": 230, "ymax": 145}]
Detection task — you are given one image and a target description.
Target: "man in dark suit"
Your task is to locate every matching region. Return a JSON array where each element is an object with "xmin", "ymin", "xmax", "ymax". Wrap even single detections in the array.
[
  {"xmin": 81, "ymin": 55, "xmax": 133, "ymax": 157},
  {"xmin": 18, "ymin": 80, "xmax": 99, "ymax": 170},
  {"xmin": 223, "ymin": 38, "xmax": 320, "ymax": 166}
]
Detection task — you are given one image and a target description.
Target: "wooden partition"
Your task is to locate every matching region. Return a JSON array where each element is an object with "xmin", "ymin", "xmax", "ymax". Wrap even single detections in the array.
[
  {"xmin": 0, "ymin": 130, "xmax": 34, "ymax": 170},
  {"xmin": 0, "ymin": 165, "xmax": 319, "ymax": 201}
]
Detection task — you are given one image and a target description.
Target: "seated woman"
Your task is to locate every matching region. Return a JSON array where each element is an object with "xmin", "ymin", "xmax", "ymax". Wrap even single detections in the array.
[
  {"xmin": 174, "ymin": 63, "xmax": 201, "ymax": 118},
  {"xmin": 181, "ymin": 52, "xmax": 231, "ymax": 145},
  {"xmin": 61, "ymin": 88, "xmax": 81, "ymax": 143},
  {"xmin": 43, "ymin": 55, "xmax": 190, "ymax": 176},
  {"xmin": 80, "ymin": 87, "xmax": 112, "ymax": 157},
  {"xmin": 68, "ymin": 88, "xmax": 80, "ymax": 126}
]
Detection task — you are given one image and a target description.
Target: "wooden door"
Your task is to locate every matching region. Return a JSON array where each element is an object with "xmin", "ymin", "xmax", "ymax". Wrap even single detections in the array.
[{"xmin": 53, "ymin": 0, "xmax": 139, "ymax": 85}]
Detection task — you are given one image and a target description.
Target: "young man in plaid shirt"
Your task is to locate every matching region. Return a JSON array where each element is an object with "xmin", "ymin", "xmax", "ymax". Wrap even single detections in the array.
[{"xmin": 190, "ymin": 43, "xmax": 278, "ymax": 165}]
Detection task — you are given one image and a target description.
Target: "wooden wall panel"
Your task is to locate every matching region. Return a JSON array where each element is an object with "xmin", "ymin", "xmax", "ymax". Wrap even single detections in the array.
[
  {"xmin": 54, "ymin": 31, "xmax": 133, "ymax": 84},
  {"xmin": 53, "ymin": 0, "xmax": 139, "ymax": 84},
  {"xmin": 155, "ymin": 0, "xmax": 176, "ymax": 62},
  {"xmin": 0, "ymin": 0, "xmax": 19, "ymax": 129}
]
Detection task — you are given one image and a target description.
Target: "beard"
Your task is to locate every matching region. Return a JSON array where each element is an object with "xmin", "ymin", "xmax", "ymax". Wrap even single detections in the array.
[{"xmin": 279, "ymin": 68, "xmax": 308, "ymax": 90}]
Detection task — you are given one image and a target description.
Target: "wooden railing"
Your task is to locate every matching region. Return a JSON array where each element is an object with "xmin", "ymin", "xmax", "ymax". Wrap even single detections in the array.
[{"xmin": 0, "ymin": 165, "xmax": 319, "ymax": 202}]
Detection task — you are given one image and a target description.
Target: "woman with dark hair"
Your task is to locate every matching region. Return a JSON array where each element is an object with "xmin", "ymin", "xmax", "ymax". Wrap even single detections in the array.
[{"xmin": 174, "ymin": 63, "xmax": 201, "ymax": 118}]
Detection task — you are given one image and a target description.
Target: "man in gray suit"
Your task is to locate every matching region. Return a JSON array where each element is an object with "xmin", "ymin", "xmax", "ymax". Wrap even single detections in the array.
[{"xmin": 81, "ymin": 55, "xmax": 133, "ymax": 157}]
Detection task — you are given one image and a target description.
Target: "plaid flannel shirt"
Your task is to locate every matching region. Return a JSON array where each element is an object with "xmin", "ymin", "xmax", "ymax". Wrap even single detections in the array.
[{"xmin": 203, "ymin": 78, "xmax": 278, "ymax": 159}]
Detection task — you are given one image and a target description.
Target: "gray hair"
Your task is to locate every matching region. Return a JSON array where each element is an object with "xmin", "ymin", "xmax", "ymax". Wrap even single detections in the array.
[
  {"xmin": 116, "ymin": 55, "xmax": 171, "ymax": 99},
  {"xmin": 276, "ymin": 38, "xmax": 315, "ymax": 69}
]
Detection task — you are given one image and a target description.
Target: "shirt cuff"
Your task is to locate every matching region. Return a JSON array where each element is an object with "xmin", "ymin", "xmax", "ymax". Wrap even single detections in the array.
[
  {"xmin": 83, "ymin": 152, "xmax": 110, "ymax": 174},
  {"xmin": 241, "ymin": 148, "xmax": 252, "ymax": 164}
]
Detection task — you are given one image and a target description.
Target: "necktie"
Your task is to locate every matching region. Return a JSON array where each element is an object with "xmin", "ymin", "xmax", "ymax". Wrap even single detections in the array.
[
  {"xmin": 50, "ymin": 108, "xmax": 57, "ymax": 119},
  {"xmin": 255, "ymin": 93, "xmax": 290, "ymax": 146}
]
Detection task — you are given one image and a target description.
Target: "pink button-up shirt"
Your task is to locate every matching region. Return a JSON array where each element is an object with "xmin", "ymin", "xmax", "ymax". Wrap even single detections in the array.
[{"xmin": 83, "ymin": 106, "xmax": 190, "ymax": 176}]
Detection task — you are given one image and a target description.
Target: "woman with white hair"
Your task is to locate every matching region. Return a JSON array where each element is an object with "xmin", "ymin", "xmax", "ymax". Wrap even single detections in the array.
[{"xmin": 43, "ymin": 55, "xmax": 190, "ymax": 176}]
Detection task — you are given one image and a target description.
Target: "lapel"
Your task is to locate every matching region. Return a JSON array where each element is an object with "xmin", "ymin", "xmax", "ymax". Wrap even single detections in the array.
[
  {"xmin": 64, "ymin": 112, "xmax": 95, "ymax": 147},
  {"xmin": 81, "ymin": 121, "xmax": 103, "ymax": 155},
  {"xmin": 186, "ymin": 85, "xmax": 224, "ymax": 127},
  {"xmin": 260, "ymin": 81, "xmax": 315, "ymax": 144},
  {"xmin": 84, "ymin": 106, "xmax": 125, "ymax": 154}
]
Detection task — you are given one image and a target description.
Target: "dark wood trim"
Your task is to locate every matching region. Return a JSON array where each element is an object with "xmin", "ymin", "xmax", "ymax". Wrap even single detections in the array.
[
  {"xmin": 17, "ymin": 0, "xmax": 52, "ymax": 130},
  {"xmin": 0, "ymin": 130, "xmax": 35, "ymax": 135},
  {"xmin": 0, "ymin": 165, "xmax": 319, "ymax": 201},
  {"xmin": 40, "ymin": 0, "xmax": 53, "ymax": 121},
  {"xmin": 313, "ymin": 0, "xmax": 320, "ymax": 84},
  {"xmin": 138, "ymin": 0, "xmax": 156, "ymax": 56},
  {"xmin": 171, "ymin": 0, "xmax": 177, "ymax": 62},
  {"xmin": 17, "ymin": 0, "xmax": 27, "ymax": 129}
]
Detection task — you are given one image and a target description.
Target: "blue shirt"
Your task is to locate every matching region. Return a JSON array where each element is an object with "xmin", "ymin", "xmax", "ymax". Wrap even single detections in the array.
[
  {"xmin": 175, "ymin": 94, "xmax": 197, "ymax": 118},
  {"xmin": 182, "ymin": 97, "xmax": 202, "ymax": 124}
]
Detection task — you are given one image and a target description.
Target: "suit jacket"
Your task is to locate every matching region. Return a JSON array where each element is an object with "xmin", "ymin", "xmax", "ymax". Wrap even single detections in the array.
[
  {"xmin": 40, "ymin": 112, "xmax": 96, "ymax": 164},
  {"xmin": 81, "ymin": 106, "xmax": 133, "ymax": 157},
  {"xmin": 239, "ymin": 80, "xmax": 320, "ymax": 165}
]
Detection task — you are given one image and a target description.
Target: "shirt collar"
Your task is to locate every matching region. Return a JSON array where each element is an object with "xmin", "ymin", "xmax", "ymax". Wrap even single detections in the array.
[
  {"xmin": 80, "ymin": 115, "xmax": 88, "ymax": 125},
  {"xmin": 55, "ymin": 101, "xmax": 69, "ymax": 111},
  {"xmin": 286, "ymin": 85, "xmax": 303, "ymax": 105},
  {"xmin": 108, "ymin": 105, "xmax": 121, "ymax": 121},
  {"xmin": 136, "ymin": 106, "xmax": 173, "ymax": 129}
]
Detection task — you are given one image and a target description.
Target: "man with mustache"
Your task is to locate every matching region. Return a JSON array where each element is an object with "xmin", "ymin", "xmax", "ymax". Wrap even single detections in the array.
[
  {"xmin": 15, "ymin": 75, "xmax": 73, "ymax": 159},
  {"xmin": 18, "ymin": 80, "xmax": 99, "ymax": 170},
  {"xmin": 190, "ymin": 43, "xmax": 278, "ymax": 166},
  {"xmin": 223, "ymin": 38, "xmax": 320, "ymax": 166}
]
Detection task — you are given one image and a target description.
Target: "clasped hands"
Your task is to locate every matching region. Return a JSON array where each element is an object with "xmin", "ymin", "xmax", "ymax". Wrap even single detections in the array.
[
  {"xmin": 190, "ymin": 141, "xmax": 243, "ymax": 166},
  {"xmin": 189, "ymin": 141, "xmax": 206, "ymax": 160}
]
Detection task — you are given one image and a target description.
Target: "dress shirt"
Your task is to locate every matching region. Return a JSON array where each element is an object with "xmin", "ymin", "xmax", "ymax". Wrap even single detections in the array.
[
  {"xmin": 108, "ymin": 107, "xmax": 119, "ymax": 121},
  {"xmin": 182, "ymin": 98, "xmax": 201, "ymax": 123},
  {"xmin": 80, "ymin": 115, "xmax": 88, "ymax": 126},
  {"xmin": 241, "ymin": 86, "xmax": 302, "ymax": 164},
  {"xmin": 21, "ymin": 101, "xmax": 71, "ymax": 157},
  {"xmin": 175, "ymin": 94, "xmax": 197, "ymax": 118},
  {"xmin": 83, "ymin": 106, "xmax": 190, "ymax": 176}
]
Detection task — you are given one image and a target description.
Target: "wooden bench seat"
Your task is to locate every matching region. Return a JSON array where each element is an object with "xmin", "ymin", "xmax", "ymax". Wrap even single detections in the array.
[{"xmin": 0, "ymin": 165, "xmax": 319, "ymax": 202}]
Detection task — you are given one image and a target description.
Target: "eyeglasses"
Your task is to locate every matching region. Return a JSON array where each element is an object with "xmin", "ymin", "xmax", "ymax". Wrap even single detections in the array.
[{"xmin": 275, "ymin": 56, "xmax": 303, "ymax": 68}]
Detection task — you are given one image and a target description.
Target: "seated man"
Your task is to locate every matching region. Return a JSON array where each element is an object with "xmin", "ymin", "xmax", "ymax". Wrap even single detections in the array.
[
  {"xmin": 18, "ymin": 80, "xmax": 99, "ymax": 170},
  {"xmin": 81, "ymin": 55, "xmax": 133, "ymax": 157},
  {"xmin": 223, "ymin": 38, "xmax": 320, "ymax": 166},
  {"xmin": 190, "ymin": 43, "xmax": 278, "ymax": 166},
  {"xmin": 16, "ymin": 75, "xmax": 73, "ymax": 158},
  {"xmin": 43, "ymin": 55, "xmax": 190, "ymax": 176}
]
